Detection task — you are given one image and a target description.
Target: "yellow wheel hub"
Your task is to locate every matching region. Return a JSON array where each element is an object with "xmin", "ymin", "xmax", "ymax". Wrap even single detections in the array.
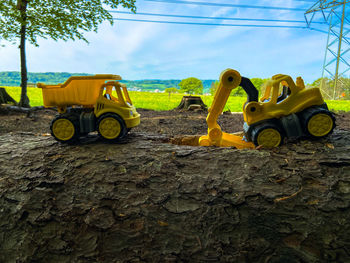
[
  {"xmin": 257, "ymin": 128, "xmax": 281, "ymax": 147},
  {"xmin": 52, "ymin": 118, "xmax": 75, "ymax": 141},
  {"xmin": 307, "ymin": 113, "xmax": 334, "ymax": 137},
  {"xmin": 99, "ymin": 117, "xmax": 121, "ymax": 139}
]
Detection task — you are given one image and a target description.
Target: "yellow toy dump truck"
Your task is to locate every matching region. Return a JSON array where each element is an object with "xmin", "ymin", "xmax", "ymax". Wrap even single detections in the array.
[
  {"xmin": 199, "ymin": 69, "xmax": 335, "ymax": 148},
  {"xmin": 38, "ymin": 74, "xmax": 140, "ymax": 143}
]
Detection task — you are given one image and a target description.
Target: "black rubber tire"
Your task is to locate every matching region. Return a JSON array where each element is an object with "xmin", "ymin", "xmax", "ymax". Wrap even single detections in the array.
[
  {"xmin": 120, "ymin": 128, "xmax": 132, "ymax": 139},
  {"xmin": 97, "ymin": 113, "xmax": 127, "ymax": 142},
  {"xmin": 50, "ymin": 114, "xmax": 80, "ymax": 143},
  {"xmin": 300, "ymin": 107, "xmax": 336, "ymax": 139},
  {"xmin": 251, "ymin": 122, "xmax": 284, "ymax": 147}
]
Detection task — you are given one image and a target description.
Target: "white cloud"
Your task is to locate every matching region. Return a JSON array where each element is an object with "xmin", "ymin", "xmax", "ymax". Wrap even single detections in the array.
[{"xmin": 0, "ymin": 42, "xmax": 20, "ymax": 71}]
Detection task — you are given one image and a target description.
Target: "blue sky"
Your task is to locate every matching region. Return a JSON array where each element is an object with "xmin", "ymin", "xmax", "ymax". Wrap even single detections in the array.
[{"xmin": 0, "ymin": 0, "xmax": 330, "ymax": 83}]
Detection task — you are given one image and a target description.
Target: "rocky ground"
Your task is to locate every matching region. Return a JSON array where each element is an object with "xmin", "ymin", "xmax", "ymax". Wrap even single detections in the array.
[{"xmin": 0, "ymin": 108, "xmax": 350, "ymax": 262}]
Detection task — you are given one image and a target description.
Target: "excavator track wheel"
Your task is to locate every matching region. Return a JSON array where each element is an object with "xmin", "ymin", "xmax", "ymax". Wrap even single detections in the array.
[
  {"xmin": 97, "ymin": 113, "xmax": 127, "ymax": 142},
  {"xmin": 251, "ymin": 123, "xmax": 284, "ymax": 147},
  {"xmin": 50, "ymin": 114, "xmax": 80, "ymax": 143},
  {"xmin": 302, "ymin": 108, "xmax": 335, "ymax": 138}
]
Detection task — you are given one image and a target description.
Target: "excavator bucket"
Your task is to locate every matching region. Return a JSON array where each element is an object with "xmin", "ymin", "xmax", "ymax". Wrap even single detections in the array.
[
  {"xmin": 199, "ymin": 132, "xmax": 255, "ymax": 149},
  {"xmin": 198, "ymin": 69, "xmax": 255, "ymax": 149}
]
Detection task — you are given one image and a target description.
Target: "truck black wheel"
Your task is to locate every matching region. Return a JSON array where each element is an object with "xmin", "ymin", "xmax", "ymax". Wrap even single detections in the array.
[
  {"xmin": 300, "ymin": 107, "xmax": 335, "ymax": 138},
  {"xmin": 251, "ymin": 122, "xmax": 284, "ymax": 147},
  {"xmin": 50, "ymin": 114, "xmax": 80, "ymax": 143},
  {"xmin": 121, "ymin": 128, "xmax": 132, "ymax": 138},
  {"xmin": 97, "ymin": 113, "xmax": 127, "ymax": 142}
]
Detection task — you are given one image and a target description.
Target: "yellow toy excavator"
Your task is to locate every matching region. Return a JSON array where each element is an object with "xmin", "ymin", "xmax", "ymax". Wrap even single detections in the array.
[
  {"xmin": 243, "ymin": 73, "xmax": 335, "ymax": 147},
  {"xmin": 199, "ymin": 69, "xmax": 335, "ymax": 148}
]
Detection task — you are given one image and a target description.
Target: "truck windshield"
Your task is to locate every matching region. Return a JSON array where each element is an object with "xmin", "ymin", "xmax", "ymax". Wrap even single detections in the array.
[{"xmin": 102, "ymin": 87, "xmax": 117, "ymax": 102}]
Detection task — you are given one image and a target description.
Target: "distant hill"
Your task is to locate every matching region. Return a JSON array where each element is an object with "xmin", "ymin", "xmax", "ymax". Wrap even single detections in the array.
[
  {"xmin": 0, "ymin": 72, "xmax": 216, "ymax": 92},
  {"xmin": 0, "ymin": 72, "xmax": 91, "ymax": 86}
]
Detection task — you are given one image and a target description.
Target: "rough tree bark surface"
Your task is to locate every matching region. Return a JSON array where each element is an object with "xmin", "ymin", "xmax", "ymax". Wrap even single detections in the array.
[{"xmin": 0, "ymin": 126, "xmax": 349, "ymax": 262}]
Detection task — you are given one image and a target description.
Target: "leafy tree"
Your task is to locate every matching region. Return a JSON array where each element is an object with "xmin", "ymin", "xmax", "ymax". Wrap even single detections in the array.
[
  {"xmin": 178, "ymin": 77, "xmax": 203, "ymax": 95},
  {"xmin": 338, "ymin": 77, "xmax": 350, "ymax": 99},
  {"xmin": 0, "ymin": 0, "xmax": 136, "ymax": 107},
  {"xmin": 308, "ymin": 77, "xmax": 350, "ymax": 99},
  {"xmin": 209, "ymin": 78, "xmax": 268, "ymax": 97},
  {"xmin": 165, "ymin": 87, "xmax": 178, "ymax": 99},
  {"xmin": 308, "ymin": 77, "xmax": 325, "ymax": 89},
  {"xmin": 231, "ymin": 77, "xmax": 268, "ymax": 97},
  {"xmin": 251, "ymin": 78, "xmax": 267, "ymax": 94}
]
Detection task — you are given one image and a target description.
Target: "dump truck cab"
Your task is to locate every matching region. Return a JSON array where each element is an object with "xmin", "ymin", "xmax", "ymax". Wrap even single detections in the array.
[{"xmin": 95, "ymin": 81, "xmax": 140, "ymax": 129}]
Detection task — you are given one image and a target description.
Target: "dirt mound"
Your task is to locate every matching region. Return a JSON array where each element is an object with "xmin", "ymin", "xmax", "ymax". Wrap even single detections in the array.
[{"xmin": 0, "ymin": 108, "xmax": 350, "ymax": 262}]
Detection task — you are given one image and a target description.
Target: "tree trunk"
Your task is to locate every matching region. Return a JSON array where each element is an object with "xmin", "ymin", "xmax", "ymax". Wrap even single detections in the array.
[
  {"xmin": 18, "ymin": 0, "xmax": 30, "ymax": 108},
  {"xmin": 1, "ymin": 128, "xmax": 350, "ymax": 262},
  {"xmin": 176, "ymin": 95, "xmax": 207, "ymax": 111},
  {"xmin": 0, "ymin": 88, "xmax": 17, "ymax": 105}
]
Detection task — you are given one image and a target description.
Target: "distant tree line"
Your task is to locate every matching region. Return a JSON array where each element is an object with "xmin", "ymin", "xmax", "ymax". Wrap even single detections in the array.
[
  {"xmin": 120, "ymin": 79, "xmax": 182, "ymax": 90},
  {"xmin": 0, "ymin": 72, "xmax": 215, "ymax": 92},
  {"xmin": 4, "ymin": 72, "xmax": 347, "ymax": 99},
  {"xmin": 0, "ymin": 71, "xmax": 91, "ymax": 86}
]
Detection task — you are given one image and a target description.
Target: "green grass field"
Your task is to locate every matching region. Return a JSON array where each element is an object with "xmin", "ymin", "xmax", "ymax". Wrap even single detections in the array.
[{"xmin": 4, "ymin": 86, "xmax": 350, "ymax": 112}]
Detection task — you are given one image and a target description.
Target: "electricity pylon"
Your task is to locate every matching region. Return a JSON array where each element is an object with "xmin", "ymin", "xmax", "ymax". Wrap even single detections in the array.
[{"xmin": 305, "ymin": 0, "xmax": 350, "ymax": 99}]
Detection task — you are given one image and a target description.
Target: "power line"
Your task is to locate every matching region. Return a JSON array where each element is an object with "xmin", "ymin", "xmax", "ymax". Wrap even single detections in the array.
[
  {"xmin": 111, "ymin": 10, "xmax": 326, "ymax": 24},
  {"xmin": 112, "ymin": 17, "xmax": 350, "ymax": 39},
  {"xmin": 111, "ymin": 14, "xmax": 337, "ymax": 35},
  {"xmin": 272, "ymin": 0, "xmax": 316, "ymax": 2},
  {"xmin": 144, "ymin": 0, "xmax": 306, "ymax": 11},
  {"xmin": 280, "ymin": 0, "xmax": 317, "ymax": 2},
  {"xmin": 113, "ymin": 17, "xmax": 311, "ymax": 28}
]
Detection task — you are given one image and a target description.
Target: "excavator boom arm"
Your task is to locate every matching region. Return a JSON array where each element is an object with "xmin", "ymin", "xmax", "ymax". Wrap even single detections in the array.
[
  {"xmin": 206, "ymin": 69, "xmax": 241, "ymax": 130},
  {"xmin": 199, "ymin": 69, "xmax": 255, "ymax": 149},
  {"xmin": 240, "ymin": 77, "xmax": 259, "ymax": 103}
]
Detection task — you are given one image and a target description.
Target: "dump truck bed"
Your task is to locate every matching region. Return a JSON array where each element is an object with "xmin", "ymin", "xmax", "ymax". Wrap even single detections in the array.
[{"xmin": 38, "ymin": 74, "xmax": 122, "ymax": 108}]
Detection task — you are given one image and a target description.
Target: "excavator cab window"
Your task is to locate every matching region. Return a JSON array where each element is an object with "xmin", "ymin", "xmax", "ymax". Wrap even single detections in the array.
[
  {"xmin": 277, "ymin": 85, "xmax": 291, "ymax": 103},
  {"xmin": 274, "ymin": 80, "xmax": 291, "ymax": 104},
  {"xmin": 261, "ymin": 80, "xmax": 292, "ymax": 104}
]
